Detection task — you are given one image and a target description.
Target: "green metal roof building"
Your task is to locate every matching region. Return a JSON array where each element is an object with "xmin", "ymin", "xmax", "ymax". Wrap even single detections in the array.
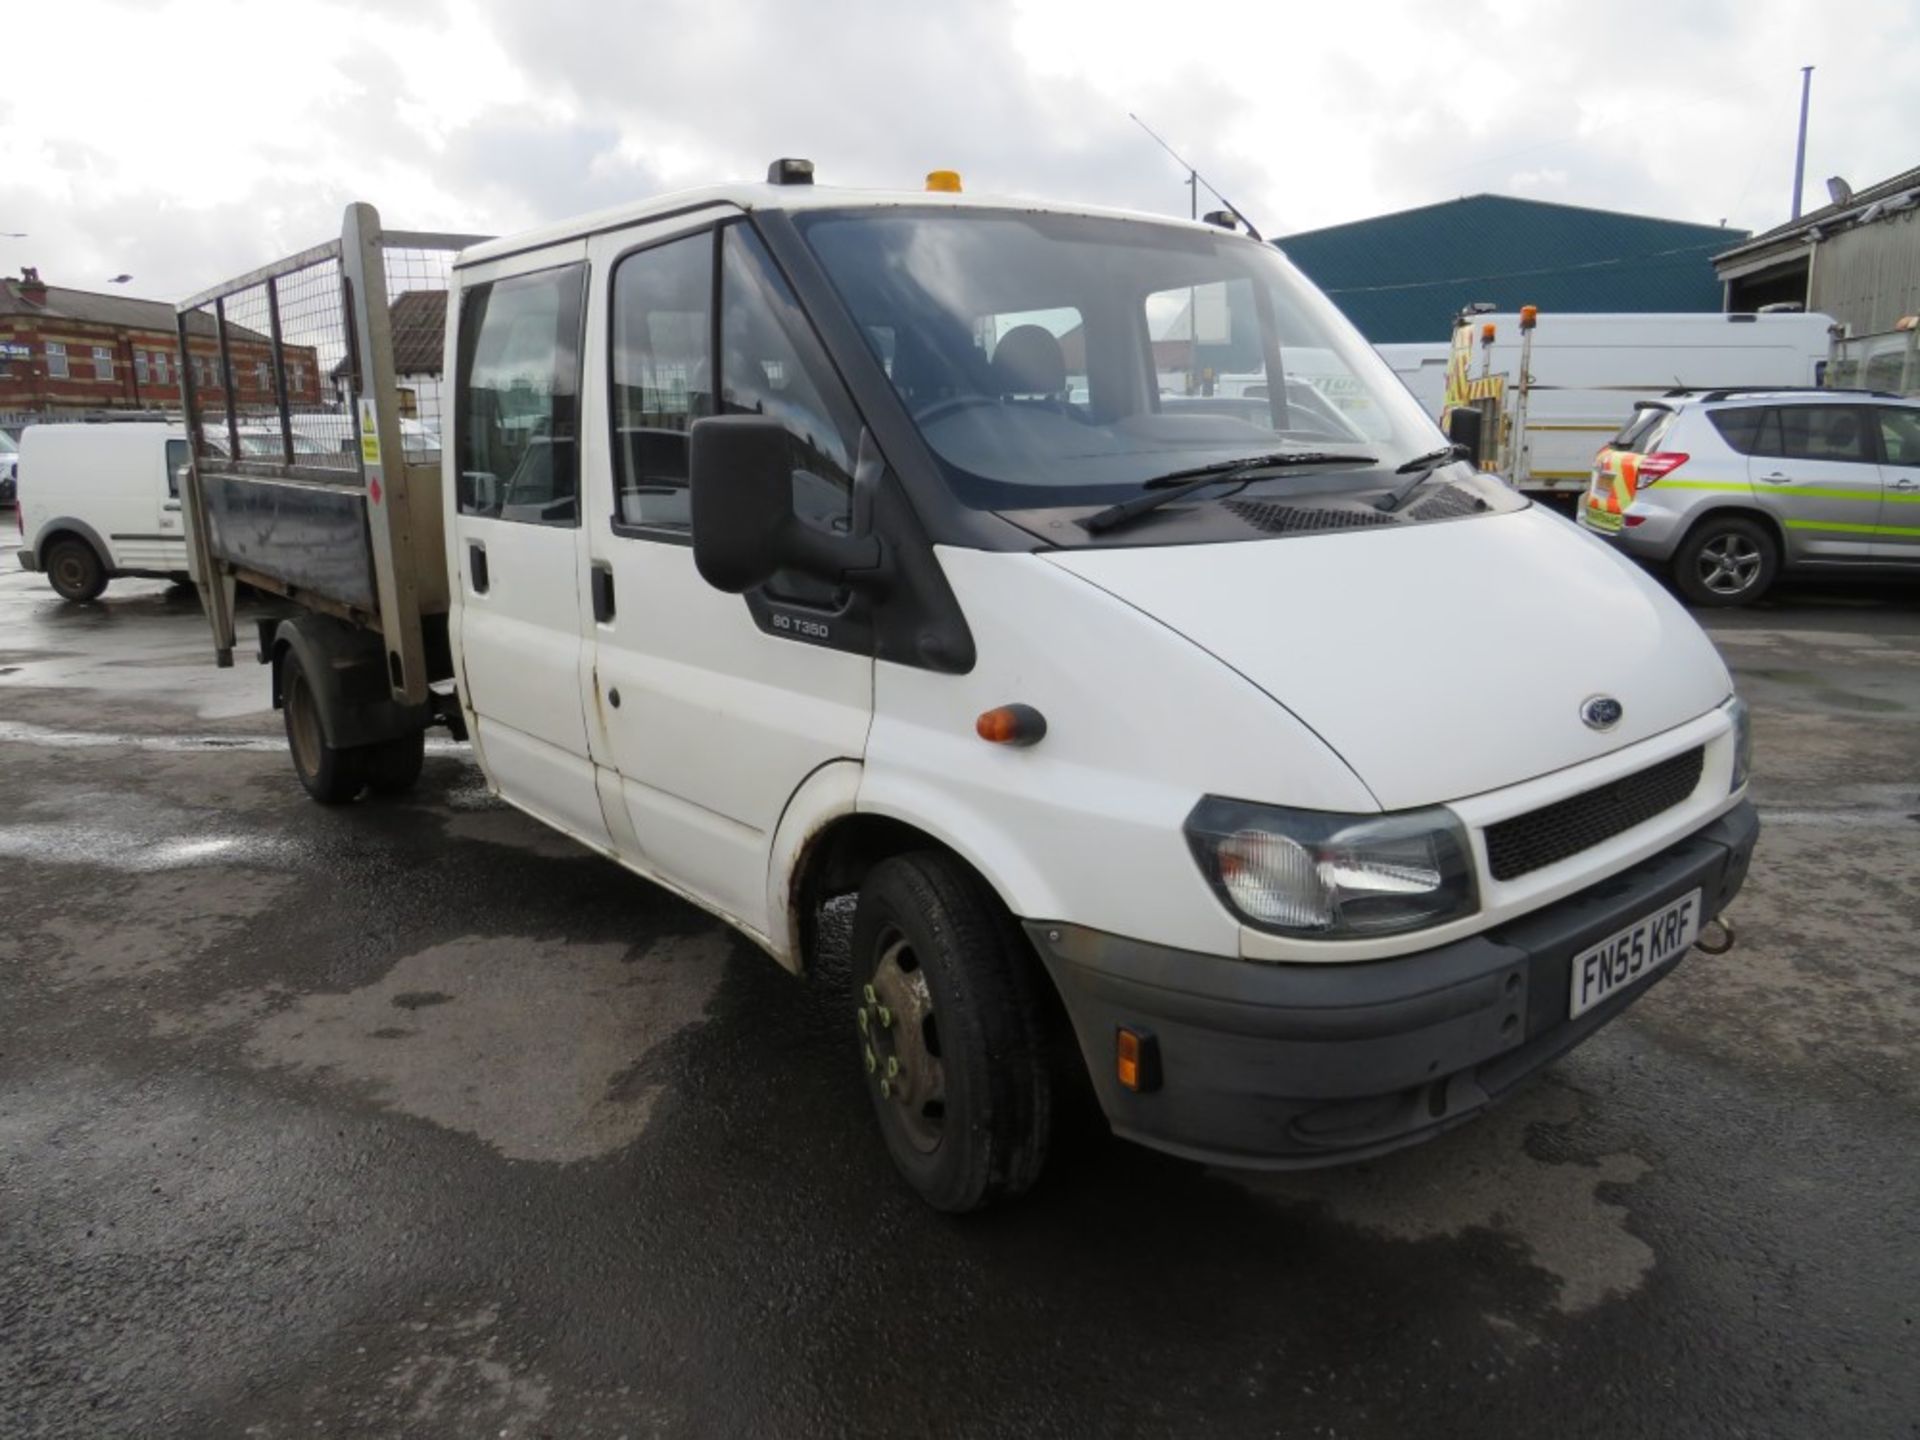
[{"xmin": 1275, "ymin": 195, "xmax": 1749, "ymax": 344}]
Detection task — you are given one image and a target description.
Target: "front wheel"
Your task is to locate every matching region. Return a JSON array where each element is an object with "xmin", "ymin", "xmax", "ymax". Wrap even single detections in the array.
[
  {"xmin": 282, "ymin": 650, "xmax": 366, "ymax": 804},
  {"xmin": 850, "ymin": 853, "xmax": 1052, "ymax": 1212},
  {"xmin": 1672, "ymin": 516, "xmax": 1778, "ymax": 607}
]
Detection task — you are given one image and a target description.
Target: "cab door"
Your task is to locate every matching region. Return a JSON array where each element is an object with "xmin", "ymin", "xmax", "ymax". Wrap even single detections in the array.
[
  {"xmin": 1746, "ymin": 403, "xmax": 1882, "ymax": 561},
  {"xmin": 1872, "ymin": 405, "xmax": 1920, "ymax": 564},
  {"xmin": 447, "ymin": 248, "xmax": 614, "ymax": 851},
  {"xmin": 576, "ymin": 216, "xmax": 873, "ymax": 937}
]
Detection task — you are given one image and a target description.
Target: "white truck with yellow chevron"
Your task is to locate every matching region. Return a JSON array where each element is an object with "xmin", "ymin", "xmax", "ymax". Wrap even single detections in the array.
[{"xmin": 1440, "ymin": 308, "xmax": 1835, "ymax": 500}]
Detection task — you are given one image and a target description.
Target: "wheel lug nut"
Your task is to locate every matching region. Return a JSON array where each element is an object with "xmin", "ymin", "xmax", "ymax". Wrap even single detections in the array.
[
  {"xmin": 879, "ymin": 1078, "xmax": 892, "ymax": 1099},
  {"xmin": 862, "ymin": 984, "xmax": 877, "ymax": 1005},
  {"xmin": 876, "ymin": 1005, "xmax": 892, "ymax": 1028},
  {"xmin": 864, "ymin": 1046, "xmax": 876, "ymax": 1073},
  {"xmin": 886, "ymin": 1056, "xmax": 900, "ymax": 1079},
  {"xmin": 856, "ymin": 1008, "xmax": 869, "ymax": 1033}
]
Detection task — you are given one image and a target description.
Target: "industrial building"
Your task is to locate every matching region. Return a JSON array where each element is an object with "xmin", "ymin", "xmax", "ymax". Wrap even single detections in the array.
[
  {"xmin": 1276, "ymin": 195, "xmax": 1749, "ymax": 344},
  {"xmin": 1712, "ymin": 163, "xmax": 1920, "ymax": 393}
]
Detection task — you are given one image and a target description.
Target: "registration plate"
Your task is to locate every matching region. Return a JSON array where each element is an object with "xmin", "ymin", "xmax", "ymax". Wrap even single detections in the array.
[{"xmin": 1569, "ymin": 889, "xmax": 1701, "ymax": 1019}]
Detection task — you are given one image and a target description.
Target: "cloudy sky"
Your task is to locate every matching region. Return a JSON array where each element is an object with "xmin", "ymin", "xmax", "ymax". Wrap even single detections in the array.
[{"xmin": 3, "ymin": 0, "xmax": 1916, "ymax": 302}]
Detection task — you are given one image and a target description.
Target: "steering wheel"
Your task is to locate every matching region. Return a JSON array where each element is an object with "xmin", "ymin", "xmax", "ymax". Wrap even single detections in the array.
[{"xmin": 911, "ymin": 394, "xmax": 1002, "ymax": 425}]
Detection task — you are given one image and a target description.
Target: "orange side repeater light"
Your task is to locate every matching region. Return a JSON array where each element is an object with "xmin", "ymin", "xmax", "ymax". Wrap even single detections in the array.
[{"xmin": 976, "ymin": 704, "xmax": 1047, "ymax": 746}]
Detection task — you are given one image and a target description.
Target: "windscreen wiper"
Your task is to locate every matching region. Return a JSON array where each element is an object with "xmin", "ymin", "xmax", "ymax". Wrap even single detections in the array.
[
  {"xmin": 1374, "ymin": 445, "xmax": 1473, "ymax": 514},
  {"xmin": 1082, "ymin": 451, "xmax": 1376, "ymax": 535}
]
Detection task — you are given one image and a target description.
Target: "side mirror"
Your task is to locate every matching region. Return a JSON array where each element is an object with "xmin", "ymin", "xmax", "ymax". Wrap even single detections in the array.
[
  {"xmin": 689, "ymin": 415, "xmax": 880, "ymax": 593},
  {"xmin": 1443, "ymin": 406, "xmax": 1484, "ymax": 466}
]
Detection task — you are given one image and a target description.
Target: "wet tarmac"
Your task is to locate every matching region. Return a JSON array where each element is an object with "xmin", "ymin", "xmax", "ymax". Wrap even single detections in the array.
[{"xmin": 2, "ymin": 565, "xmax": 1917, "ymax": 1438}]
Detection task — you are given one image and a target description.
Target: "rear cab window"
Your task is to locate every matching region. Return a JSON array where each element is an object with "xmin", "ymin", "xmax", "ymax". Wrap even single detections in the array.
[{"xmin": 455, "ymin": 263, "xmax": 589, "ymax": 526}]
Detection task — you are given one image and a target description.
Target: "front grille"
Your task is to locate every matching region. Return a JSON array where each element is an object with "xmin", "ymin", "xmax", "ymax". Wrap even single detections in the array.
[
  {"xmin": 1225, "ymin": 500, "xmax": 1398, "ymax": 535},
  {"xmin": 1484, "ymin": 746, "xmax": 1705, "ymax": 882}
]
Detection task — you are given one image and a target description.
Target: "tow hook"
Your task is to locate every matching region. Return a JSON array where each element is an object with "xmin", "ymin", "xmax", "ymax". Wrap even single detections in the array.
[{"xmin": 1696, "ymin": 915, "xmax": 1736, "ymax": 956}]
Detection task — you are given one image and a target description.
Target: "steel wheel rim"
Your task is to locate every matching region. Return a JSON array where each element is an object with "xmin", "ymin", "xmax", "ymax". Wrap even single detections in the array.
[
  {"xmin": 53, "ymin": 552, "xmax": 87, "ymax": 594},
  {"xmin": 286, "ymin": 670, "xmax": 322, "ymax": 778},
  {"xmin": 1698, "ymin": 534, "xmax": 1762, "ymax": 595},
  {"xmin": 859, "ymin": 929, "xmax": 946, "ymax": 1154}
]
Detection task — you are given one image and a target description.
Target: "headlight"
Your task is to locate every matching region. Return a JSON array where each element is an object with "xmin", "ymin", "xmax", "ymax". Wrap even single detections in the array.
[
  {"xmin": 1725, "ymin": 696, "xmax": 1752, "ymax": 792},
  {"xmin": 1185, "ymin": 797, "xmax": 1478, "ymax": 939}
]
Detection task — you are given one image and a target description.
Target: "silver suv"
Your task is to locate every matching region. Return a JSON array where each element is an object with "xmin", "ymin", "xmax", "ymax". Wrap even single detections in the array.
[{"xmin": 1580, "ymin": 389, "xmax": 1920, "ymax": 605}]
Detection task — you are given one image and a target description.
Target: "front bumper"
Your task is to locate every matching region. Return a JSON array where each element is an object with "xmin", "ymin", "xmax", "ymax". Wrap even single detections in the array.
[
  {"xmin": 1028, "ymin": 800, "xmax": 1758, "ymax": 1169},
  {"xmin": 16, "ymin": 543, "xmax": 37, "ymax": 572}
]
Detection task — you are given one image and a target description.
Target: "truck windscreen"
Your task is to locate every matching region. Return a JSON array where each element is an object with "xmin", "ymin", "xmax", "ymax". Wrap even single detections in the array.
[{"xmin": 797, "ymin": 208, "xmax": 1442, "ymax": 510}]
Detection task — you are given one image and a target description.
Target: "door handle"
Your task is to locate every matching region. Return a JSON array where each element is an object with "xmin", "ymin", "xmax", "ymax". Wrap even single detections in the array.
[
  {"xmin": 162, "ymin": 500, "xmax": 182, "ymax": 512},
  {"xmin": 469, "ymin": 542, "xmax": 489, "ymax": 594},
  {"xmin": 1759, "ymin": 472, "xmax": 1791, "ymax": 483},
  {"xmin": 1893, "ymin": 477, "xmax": 1919, "ymax": 491},
  {"xmin": 590, "ymin": 562, "xmax": 616, "ymax": 623}
]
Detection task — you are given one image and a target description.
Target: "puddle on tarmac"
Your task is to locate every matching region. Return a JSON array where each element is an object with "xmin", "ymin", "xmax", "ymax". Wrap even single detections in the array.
[
  {"xmin": 1232, "ymin": 1083, "xmax": 1654, "ymax": 1315},
  {"xmin": 238, "ymin": 931, "xmax": 729, "ymax": 1162}
]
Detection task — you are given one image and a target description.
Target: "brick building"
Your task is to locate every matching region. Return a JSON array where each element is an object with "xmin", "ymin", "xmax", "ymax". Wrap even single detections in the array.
[{"xmin": 0, "ymin": 268, "xmax": 323, "ymax": 419}]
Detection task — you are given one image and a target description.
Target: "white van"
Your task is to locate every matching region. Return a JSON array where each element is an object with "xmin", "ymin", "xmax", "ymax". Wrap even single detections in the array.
[
  {"xmin": 178, "ymin": 182, "xmax": 1759, "ymax": 1211},
  {"xmin": 15, "ymin": 422, "xmax": 194, "ymax": 601},
  {"xmin": 1443, "ymin": 310, "xmax": 1835, "ymax": 494}
]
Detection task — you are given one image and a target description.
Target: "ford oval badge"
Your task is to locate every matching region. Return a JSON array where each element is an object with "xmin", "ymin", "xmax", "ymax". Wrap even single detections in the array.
[{"xmin": 1582, "ymin": 695, "xmax": 1624, "ymax": 731}]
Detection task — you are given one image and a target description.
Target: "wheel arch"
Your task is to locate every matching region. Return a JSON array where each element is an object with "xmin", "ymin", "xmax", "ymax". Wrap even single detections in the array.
[
  {"xmin": 771, "ymin": 763, "xmax": 1039, "ymax": 979},
  {"xmin": 265, "ymin": 614, "xmax": 429, "ymax": 750},
  {"xmin": 1676, "ymin": 502, "xmax": 1785, "ymax": 559},
  {"xmin": 32, "ymin": 516, "xmax": 113, "ymax": 571}
]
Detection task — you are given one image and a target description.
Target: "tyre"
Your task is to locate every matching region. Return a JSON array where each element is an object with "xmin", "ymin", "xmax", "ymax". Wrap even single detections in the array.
[
  {"xmin": 850, "ymin": 852, "xmax": 1052, "ymax": 1212},
  {"xmin": 45, "ymin": 538, "xmax": 107, "ymax": 603},
  {"xmin": 281, "ymin": 650, "xmax": 366, "ymax": 804},
  {"xmin": 365, "ymin": 729, "xmax": 425, "ymax": 797},
  {"xmin": 1672, "ymin": 515, "xmax": 1779, "ymax": 607}
]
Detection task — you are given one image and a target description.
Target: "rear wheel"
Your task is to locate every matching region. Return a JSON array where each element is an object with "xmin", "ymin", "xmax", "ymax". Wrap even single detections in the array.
[
  {"xmin": 365, "ymin": 729, "xmax": 426, "ymax": 797},
  {"xmin": 850, "ymin": 852, "xmax": 1051, "ymax": 1212},
  {"xmin": 46, "ymin": 539, "xmax": 107, "ymax": 603},
  {"xmin": 1673, "ymin": 516, "xmax": 1778, "ymax": 607},
  {"xmin": 282, "ymin": 651, "xmax": 365, "ymax": 804}
]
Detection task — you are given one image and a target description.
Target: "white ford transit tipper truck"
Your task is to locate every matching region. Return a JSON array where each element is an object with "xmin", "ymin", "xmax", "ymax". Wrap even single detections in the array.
[{"xmin": 175, "ymin": 171, "xmax": 1757, "ymax": 1211}]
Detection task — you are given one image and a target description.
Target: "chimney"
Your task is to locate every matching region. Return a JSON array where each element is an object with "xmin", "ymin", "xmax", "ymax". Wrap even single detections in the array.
[{"xmin": 18, "ymin": 267, "xmax": 47, "ymax": 305}]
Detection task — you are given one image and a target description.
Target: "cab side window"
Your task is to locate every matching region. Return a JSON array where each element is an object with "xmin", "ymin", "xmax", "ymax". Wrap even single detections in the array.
[
  {"xmin": 610, "ymin": 233, "xmax": 713, "ymax": 532},
  {"xmin": 164, "ymin": 438, "xmax": 189, "ymax": 498},
  {"xmin": 1877, "ymin": 407, "xmax": 1920, "ymax": 467},
  {"xmin": 455, "ymin": 263, "xmax": 587, "ymax": 526},
  {"xmin": 1770, "ymin": 405, "xmax": 1871, "ymax": 463}
]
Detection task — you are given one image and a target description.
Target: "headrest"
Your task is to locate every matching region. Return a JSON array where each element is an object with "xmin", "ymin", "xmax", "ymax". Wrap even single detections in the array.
[{"xmin": 988, "ymin": 324, "xmax": 1066, "ymax": 397}]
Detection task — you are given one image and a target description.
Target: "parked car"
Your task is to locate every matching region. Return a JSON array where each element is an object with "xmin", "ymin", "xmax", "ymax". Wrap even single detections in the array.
[
  {"xmin": 1581, "ymin": 388, "xmax": 1920, "ymax": 605},
  {"xmin": 0, "ymin": 426, "xmax": 18, "ymax": 505}
]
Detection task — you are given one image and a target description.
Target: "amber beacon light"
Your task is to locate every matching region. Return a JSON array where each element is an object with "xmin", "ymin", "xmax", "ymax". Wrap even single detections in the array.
[{"xmin": 926, "ymin": 169, "xmax": 963, "ymax": 193}]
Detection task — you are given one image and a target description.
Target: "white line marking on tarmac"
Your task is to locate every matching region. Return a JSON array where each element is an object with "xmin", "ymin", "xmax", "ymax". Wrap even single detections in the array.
[{"xmin": 0, "ymin": 719, "xmax": 467, "ymax": 754}]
